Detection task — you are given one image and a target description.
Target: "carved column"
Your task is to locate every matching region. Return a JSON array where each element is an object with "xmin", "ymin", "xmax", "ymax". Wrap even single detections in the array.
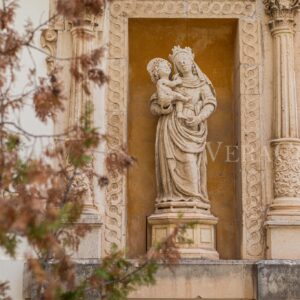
[
  {"xmin": 42, "ymin": 2, "xmax": 107, "ymax": 258},
  {"xmin": 264, "ymin": 0, "xmax": 300, "ymax": 259},
  {"xmin": 67, "ymin": 12, "xmax": 106, "ymax": 259},
  {"xmin": 69, "ymin": 15, "xmax": 96, "ymax": 127},
  {"xmin": 67, "ymin": 14, "xmax": 100, "ymax": 214}
]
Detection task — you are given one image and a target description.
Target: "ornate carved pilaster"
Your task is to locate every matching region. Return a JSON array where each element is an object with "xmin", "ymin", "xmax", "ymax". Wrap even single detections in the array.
[
  {"xmin": 40, "ymin": 2, "xmax": 106, "ymax": 259},
  {"xmin": 265, "ymin": 0, "xmax": 300, "ymax": 139},
  {"xmin": 264, "ymin": 0, "xmax": 300, "ymax": 216},
  {"xmin": 265, "ymin": 0, "xmax": 300, "ymax": 258},
  {"xmin": 67, "ymin": 13, "xmax": 100, "ymax": 214},
  {"xmin": 68, "ymin": 15, "xmax": 98, "ymax": 127}
]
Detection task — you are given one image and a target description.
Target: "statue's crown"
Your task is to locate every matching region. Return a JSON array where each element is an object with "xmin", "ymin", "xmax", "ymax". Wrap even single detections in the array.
[{"xmin": 169, "ymin": 46, "xmax": 194, "ymax": 63}]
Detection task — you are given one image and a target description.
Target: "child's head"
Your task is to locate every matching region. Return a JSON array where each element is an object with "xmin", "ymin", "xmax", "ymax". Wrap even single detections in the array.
[{"xmin": 147, "ymin": 58, "xmax": 172, "ymax": 83}]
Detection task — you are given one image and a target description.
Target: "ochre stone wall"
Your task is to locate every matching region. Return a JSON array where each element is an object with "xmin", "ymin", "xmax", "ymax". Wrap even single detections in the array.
[{"xmin": 127, "ymin": 19, "xmax": 239, "ymax": 259}]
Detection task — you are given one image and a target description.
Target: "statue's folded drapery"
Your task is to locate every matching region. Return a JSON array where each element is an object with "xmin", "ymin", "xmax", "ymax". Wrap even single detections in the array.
[{"xmin": 150, "ymin": 64, "xmax": 217, "ymax": 211}]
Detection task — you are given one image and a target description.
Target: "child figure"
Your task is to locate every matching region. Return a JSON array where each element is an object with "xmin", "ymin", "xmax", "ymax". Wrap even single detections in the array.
[{"xmin": 147, "ymin": 58, "xmax": 190, "ymax": 119}]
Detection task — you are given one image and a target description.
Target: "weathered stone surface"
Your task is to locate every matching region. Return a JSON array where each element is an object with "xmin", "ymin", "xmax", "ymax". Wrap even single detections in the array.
[
  {"xmin": 130, "ymin": 260, "xmax": 256, "ymax": 299},
  {"xmin": 257, "ymin": 260, "xmax": 300, "ymax": 300},
  {"xmin": 24, "ymin": 261, "xmax": 103, "ymax": 300},
  {"xmin": 25, "ymin": 260, "xmax": 300, "ymax": 299},
  {"xmin": 24, "ymin": 260, "xmax": 256, "ymax": 299}
]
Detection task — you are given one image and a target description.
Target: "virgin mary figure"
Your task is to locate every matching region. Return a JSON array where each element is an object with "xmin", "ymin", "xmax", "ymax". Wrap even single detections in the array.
[{"xmin": 149, "ymin": 46, "xmax": 217, "ymax": 213}]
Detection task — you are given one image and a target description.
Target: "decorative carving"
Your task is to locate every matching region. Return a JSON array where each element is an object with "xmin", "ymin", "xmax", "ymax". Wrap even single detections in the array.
[
  {"xmin": 239, "ymin": 19, "xmax": 264, "ymax": 258},
  {"xmin": 67, "ymin": 166, "xmax": 94, "ymax": 212},
  {"xmin": 240, "ymin": 20, "xmax": 260, "ymax": 95},
  {"xmin": 188, "ymin": 1, "xmax": 256, "ymax": 16},
  {"xmin": 104, "ymin": 0, "xmax": 264, "ymax": 259},
  {"xmin": 240, "ymin": 20, "xmax": 260, "ymax": 65},
  {"xmin": 104, "ymin": 58, "xmax": 126, "ymax": 254},
  {"xmin": 264, "ymin": 0, "xmax": 300, "ymax": 30},
  {"xmin": 40, "ymin": 29, "xmax": 58, "ymax": 74},
  {"xmin": 242, "ymin": 95, "xmax": 264, "ymax": 257},
  {"xmin": 264, "ymin": 0, "xmax": 300, "ymax": 14},
  {"xmin": 110, "ymin": 1, "xmax": 256, "ymax": 18},
  {"xmin": 273, "ymin": 141, "xmax": 300, "ymax": 198}
]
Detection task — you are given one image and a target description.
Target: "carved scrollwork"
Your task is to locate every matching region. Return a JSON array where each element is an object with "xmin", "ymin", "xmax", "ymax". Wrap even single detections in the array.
[
  {"xmin": 273, "ymin": 141, "xmax": 300, "ymax": 198},
  {"xmin": 242, "ymin": 94, "xmax": 264, "ymax": 257},
  {"xmin": 104, "ymin": 58, "xmax": 125, "ymax": 253},
  {"xmin": 40, "ymin": 28, "xmax": 58, "ymax": 74},
  {"xmin": 239, "ymin": 19, "xmax": 264, "ymax": 258},
  {"xmin": 188, "ymin": 1, "xmax": 256, "ymax": 16}
]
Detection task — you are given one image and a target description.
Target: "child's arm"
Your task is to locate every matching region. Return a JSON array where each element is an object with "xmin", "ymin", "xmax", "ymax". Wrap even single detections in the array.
[
  {"xmin": 159, "ymin": 78, "xmax": 182, "ymax": 88},
  {"xmin": 167, "ymin": 78, "xmax": 182, "ymax": 88},
  {"xmin": 171, "ymin": 91, "xmax": 190, "ymax": 102}
]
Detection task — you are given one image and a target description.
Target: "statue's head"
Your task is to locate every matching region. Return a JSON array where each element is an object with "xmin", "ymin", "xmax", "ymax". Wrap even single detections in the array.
[
  {"xmin": 147, "ymin": 58, "xmax": 172, "ymax": 83},
  {"xmin": 169, "ymin": 46, "xmax": 195, "ymax": 76}
]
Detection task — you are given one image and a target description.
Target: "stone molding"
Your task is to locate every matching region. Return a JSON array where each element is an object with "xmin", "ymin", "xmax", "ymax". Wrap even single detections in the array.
[{"xmin": 104, "ymin": 0, "xmax": 264, "ymax": 259}]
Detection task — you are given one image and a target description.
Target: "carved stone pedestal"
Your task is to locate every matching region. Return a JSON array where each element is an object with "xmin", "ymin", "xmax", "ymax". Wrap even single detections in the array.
[
  {"xmin": 266, "ymin": 221, "xmax": 300, "ymax": 259},
  {"xmin": 266, "ymin": 139, "xmax": 300, "ymax": 259},
  {"xmin": 148, "ymin": 212, "xmax": 219, "ymax": 259},
  {"xmin": 73, "ymin": 213, "xmax": 103, "ymax": 259}
]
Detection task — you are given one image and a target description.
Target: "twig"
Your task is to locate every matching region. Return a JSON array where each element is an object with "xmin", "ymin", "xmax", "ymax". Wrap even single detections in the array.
[
  {"xmin": 2, "ymin": 0, "xmax": 6, "ymax": 12},
  {"xmin": 2, "ymin": 121, "xmax": 74, "ymax": 138},
  {"xmin": 27, "ymin": 44, "xmax": 76, "ymax": 62}
]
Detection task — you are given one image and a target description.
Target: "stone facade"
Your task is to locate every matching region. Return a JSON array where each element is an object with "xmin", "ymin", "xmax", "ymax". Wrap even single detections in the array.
[
  {"xmin": 20, "ymin": 0, "xmax": 300, "ymax": 299},
  {"xmin": 44, "ymin": 0, "xmax": 300, "ymax": 260}
]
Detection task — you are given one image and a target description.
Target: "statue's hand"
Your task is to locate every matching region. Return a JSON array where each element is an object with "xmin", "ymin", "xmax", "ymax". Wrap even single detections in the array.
[
  {"xmin": 173, "ymin": 77, "xmax": 183, "ymax": 85},
  {"xmin": 161, "ymin": 104, "xmax": 173, "ymax": 115},
  {"xmin": 173, "ymin": 73, "xmax": 181, "ymax": 81},
  {"xmin": 185, "ymin": 116, "xmax": 203, "ymax": 127}
]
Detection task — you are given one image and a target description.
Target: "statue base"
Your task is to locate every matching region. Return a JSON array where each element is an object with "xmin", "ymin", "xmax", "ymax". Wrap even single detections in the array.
[{"xmin": 147, "ymin": 212, "xmax": 219, "ymax": 259}]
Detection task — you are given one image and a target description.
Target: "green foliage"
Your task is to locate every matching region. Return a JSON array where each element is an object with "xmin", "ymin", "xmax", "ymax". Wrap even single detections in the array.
[
  {"xmin": 6, "ymin": 134, "xmax": 20, "ymax": 152},
  {"xmin": 13, "ymin": 160, "xmax": 29, "ymax": 185},
  {"xmin": 0, "ymin": 233, "xmax": 18, "ymax": 257},
  {"xmin": 58, "ymin": 282, "xmax": 86, "ymax": 300}
]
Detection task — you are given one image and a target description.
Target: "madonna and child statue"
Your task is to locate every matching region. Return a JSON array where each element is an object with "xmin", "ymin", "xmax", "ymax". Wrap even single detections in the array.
[{"xmin": 146, "ymin": 46, "xmax": 219, "ymax": 259}]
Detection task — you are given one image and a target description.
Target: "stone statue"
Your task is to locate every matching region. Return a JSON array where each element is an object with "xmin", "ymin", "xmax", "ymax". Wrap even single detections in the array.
[
  {"xmin": 147, "ymin": 46, "xmax": 217, "ymax": 214},
  {"xmin": 147, "ymin": 58, "xmax": 191, "ymax": 119}
]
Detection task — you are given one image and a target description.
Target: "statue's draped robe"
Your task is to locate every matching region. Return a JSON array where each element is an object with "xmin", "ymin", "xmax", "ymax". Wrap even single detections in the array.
[{"xmin": 150, "ymin": 72, "xmax": 217, "ymax": 211}]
